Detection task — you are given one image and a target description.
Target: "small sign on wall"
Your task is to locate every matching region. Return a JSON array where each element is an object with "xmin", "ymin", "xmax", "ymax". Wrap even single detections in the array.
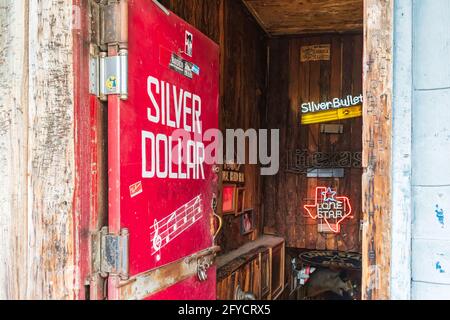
[
  {"xmin": 222, "ymin": 163, "xmax": 245, "ymax": 184},
  {"xmin": 222, "ymin": 185, "xmax": 237, "ymax": 214},
  {"xmin": 300, "ymin": 95, "xmax": 363, "ymax": 125},
  {"xmin": 240, "ymin": 209, "xmax": 255, "ymax": 235},
  {"xmin": 301, "ymin": 44, "xmax": 331, "ymax": 62}
]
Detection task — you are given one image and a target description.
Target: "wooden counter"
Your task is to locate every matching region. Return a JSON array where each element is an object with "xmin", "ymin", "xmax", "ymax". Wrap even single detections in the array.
[{"xmin": 217, "ymin": 235, "xmax": 285, "ymax": 300}]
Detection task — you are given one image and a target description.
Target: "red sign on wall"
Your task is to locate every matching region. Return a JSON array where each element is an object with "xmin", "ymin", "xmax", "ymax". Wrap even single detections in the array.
[{"xmin": 108, "ymin": 1, "xmax": 219, "ymax": 300}]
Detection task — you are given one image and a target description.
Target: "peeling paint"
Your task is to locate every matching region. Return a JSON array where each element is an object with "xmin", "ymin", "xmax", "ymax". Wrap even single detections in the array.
[
  {"xmin": 0, "ymin": 0, "xmax": 77, "ymax": 299},
  {"xmin": 435, "ymin": 205, "xmax": 445, "ymax": 227},
  {"xmin": 436, "ymin": 261, "xmax": 446, "ymax": 274}
]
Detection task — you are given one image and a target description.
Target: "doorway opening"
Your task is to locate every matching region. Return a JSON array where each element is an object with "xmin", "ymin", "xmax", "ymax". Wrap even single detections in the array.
[{"xmin": 212, "ymin": 0, "xmax": 364, "ymax": 300}]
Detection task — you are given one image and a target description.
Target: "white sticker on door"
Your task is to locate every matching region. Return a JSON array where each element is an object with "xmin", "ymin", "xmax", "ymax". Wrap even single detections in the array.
[{"xmin": 185, "ymin": 31, "xmax": 193, "ymax": 57}]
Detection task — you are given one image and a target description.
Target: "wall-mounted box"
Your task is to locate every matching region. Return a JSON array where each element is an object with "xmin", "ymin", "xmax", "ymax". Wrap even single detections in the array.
[
  {"xmin": 307, "ymin": 168, "xmax": 345, "ymax": 178},
  {"xmin": 320, "ymin": 124, "xmax": 344, "ymax": 134}
]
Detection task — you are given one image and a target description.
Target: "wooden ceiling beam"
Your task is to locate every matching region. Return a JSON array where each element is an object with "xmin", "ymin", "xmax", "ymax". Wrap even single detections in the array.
[{"xmin": 242, "ymin": 0, "xmax": 363, "ymax": 36}]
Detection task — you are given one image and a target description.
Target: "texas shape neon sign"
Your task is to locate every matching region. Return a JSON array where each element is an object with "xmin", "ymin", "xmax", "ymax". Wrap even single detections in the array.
[{"xmin": 304, "ymin": 187, "xmax": 352, "ymax": 233}]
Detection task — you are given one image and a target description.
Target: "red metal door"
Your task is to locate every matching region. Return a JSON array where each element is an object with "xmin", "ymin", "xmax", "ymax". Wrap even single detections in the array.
[{"xmin": 108, "ymin": 0, "xmax": 219, "ymax": 300}]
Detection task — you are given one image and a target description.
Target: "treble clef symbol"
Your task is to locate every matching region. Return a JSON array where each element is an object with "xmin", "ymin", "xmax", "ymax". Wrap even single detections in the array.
[{"xmin": 152, "ymin": 219, "xmax": 162, "ymax": 262}]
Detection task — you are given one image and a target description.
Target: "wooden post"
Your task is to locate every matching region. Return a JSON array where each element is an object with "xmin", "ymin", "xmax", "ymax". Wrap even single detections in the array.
[
  {"xmin": 0, "ymin": 0, "xmax": 81, "ymax": 299},
  {"xmin": 362, "ymin": 0, "xmax": 394, "ymax": 300}
]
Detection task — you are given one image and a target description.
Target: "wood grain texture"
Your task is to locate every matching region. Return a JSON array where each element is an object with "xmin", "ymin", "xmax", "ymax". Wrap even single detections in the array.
[
  {"xmin": 263, "ymin": 34, "xmax": 363, "ymax": 253},
  {"xmin": 217, "ymin": 0, "xmax": 267, "ymax": 253},
  {"xmin": 217, "ymin": 236, "xmax": 285, "ymax": 300},
  {"xmin": 217, "ymin": 248, "xmax": 262, "ymax": 299},
  {"xmin": 361, "ymin": 0, "xmax": 393, "ymax": 300},
  {"xmin": 159, "ymin": 0, "xmax": 221, "ymax": 43},
  {"xmin": 242, "ymin": 0, "xmax": 363, "ymax": 35},
  {"xmin": 73, "ymin": 0, "xmax": 109, "ymax": 300},
  {"xmin": 0, "ymin": 0, "xmax": 78, "ymax": 299}
]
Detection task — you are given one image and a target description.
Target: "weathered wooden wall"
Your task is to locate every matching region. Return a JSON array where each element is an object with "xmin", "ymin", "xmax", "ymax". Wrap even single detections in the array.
[
  {"xmin": 361, "ymin": 0, "xmax": 393, "ymax": 300},
  {"xmin": 217, "ymin": 0, "xmax": 267, "ymax": 253},
  {"xmin": 159, "ymin": 0, "xmax": 221, "ymax": 43},
  {"xmin": 242, "ymin": 0, "xmax": 363, "ymax": 36},
  {"xmin": 263, "ymin": 34, "xmax": 363, "ymax": 253},
  {"xmin": 0, "ymin": 0, "xmax": 79, "ymax": 299},
  {"xmin": 217, "ymin": 249, "xmax": 262, "ymax": 300},
  {"xmin": 160, "ymin": 0, "xmax": 268, "ymax": 254}
]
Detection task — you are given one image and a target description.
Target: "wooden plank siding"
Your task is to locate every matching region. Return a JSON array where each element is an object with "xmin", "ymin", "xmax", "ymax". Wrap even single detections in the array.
[
  {"xmin": 217, "ymin": 249, "xmax": 262, "ymax": 300},
  {"xmin": 0, "ymin": 0, "xmax": 80, "ymax": 299},
  {"xmin": 242, "ymin": 0, "xmax": 363, "ymax": 36},
  {"xmin": 159, "ymin": 0, "xmax": 221, "ymax": 43},
  {"xmin": 0, "ymin": 0, "xmax": 104, "ymax": 300},
  {"xmin": 263, "ymin": 34, "xmax": 363, "ymax": 253},
  {"xmin": 217, "ymin": 0, "xmax": 267, "ymax": 253}
]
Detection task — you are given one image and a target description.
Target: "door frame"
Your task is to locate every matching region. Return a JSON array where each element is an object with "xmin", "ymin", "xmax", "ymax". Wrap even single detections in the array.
[
  {"xmin": 361, "ymin": 0, "xmax": 398, "ymax": 300},
  {"xmin": 73, "ymin": 0, "xmax": 399, "ymax": 300}
]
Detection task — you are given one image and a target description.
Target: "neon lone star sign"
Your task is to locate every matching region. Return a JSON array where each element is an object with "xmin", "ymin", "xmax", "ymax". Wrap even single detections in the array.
[{"xmin": 304, "ymin": 187, "xmax": 352, "ymax": 233}]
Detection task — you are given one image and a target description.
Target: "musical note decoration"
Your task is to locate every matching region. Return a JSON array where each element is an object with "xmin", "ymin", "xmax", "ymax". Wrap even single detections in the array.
[{"xmin": 150, "ymin": 195, "xmax": 203, "ymax": 262}]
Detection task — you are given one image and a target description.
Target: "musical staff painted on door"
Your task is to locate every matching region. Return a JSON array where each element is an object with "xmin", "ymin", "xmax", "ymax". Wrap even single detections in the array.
[{"xmin": 150, "ymin": 195, "xmax": 203, "ymax": 261}]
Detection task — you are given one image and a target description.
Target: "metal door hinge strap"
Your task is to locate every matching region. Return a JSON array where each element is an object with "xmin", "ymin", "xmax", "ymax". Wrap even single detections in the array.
[
  {"xmin": 101, "ymin": 0, "xmax": 128, "ymax": 47},
  {"xmin": 89, "ymin": 0, "xmax": 128, "ymax": 49},
  {"xmin": 118, "ymin": 246, "xmax": 220, "ymax": 300},
  {"xmin": 89, "ymin": 0, "xmax": 128, "ymax": 100},
  {"xmin": 92, "ymin": 227, "xmax": 129, "ymax": 280}
]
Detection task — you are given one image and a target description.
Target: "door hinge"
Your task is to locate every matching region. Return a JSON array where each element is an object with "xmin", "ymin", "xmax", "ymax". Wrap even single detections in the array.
[
  {"xmin": 89, "ymin": 0, "xmax": 128, "ymax": 100},
  {"xmin": 92, "ymin": 227, "xmax": 129, "ymax": 280},
  {"xmin": 90, "ymin": 0, "xmax": 128, "ymax": 49},
  {"xmin": 90, "ymin": 50, "xmax": 128, "ymax": 100}
]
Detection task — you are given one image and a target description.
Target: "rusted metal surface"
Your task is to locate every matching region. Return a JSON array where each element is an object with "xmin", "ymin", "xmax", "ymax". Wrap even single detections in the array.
[
  {"xmin": 118, "ymin": 246, "xmax": 220, "ymax": 300},
  {"xmin": 100, "ymin": 0, "xmax": 128, "ymax": 49},
  {"xmin": 362, "ymin": 0, "xmax": 394, "ymax": 300},
  {"xmin": 91, "ymin": 227, "xmax": 129, "ymax": 280}
]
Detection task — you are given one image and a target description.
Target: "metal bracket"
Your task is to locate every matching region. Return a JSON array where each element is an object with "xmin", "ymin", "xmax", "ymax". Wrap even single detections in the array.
[
  {"xmin": 118, "ymin": 246, "xmax": 220, "ymax": 300},
  {"xmin": 89, "ymin": 0, "xmax": 128, "ymax": 49},
  {"xmin": 90, "ymin": 49, "xmax": 128, "ymax": 100},
  {"xmin": 100, "ymin": 0, "xmax": 128, "ymax": 48},
  {"xmin": 235, "ymin": 285, "xmax": 256, "ymax": 300},
  {"xmin": 92, "ymin": 227, "xmax": 129, "ymax": 280}
]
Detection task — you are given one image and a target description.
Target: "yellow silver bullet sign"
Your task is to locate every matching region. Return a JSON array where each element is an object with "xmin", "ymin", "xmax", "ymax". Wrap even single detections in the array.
[{"xmin": 301, "ymin": 105, "xmax": 362, "ymax": 125}]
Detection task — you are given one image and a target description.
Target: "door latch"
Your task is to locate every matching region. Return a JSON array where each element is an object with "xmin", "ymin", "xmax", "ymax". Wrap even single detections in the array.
[{"xmin": 197, "ymin": 258, "xmax": 211, "ymax": 282}]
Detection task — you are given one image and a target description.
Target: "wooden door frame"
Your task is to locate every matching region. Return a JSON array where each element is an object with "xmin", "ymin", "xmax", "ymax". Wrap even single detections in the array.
[
  {"xmin": 73, "ymin": 0, "xmax": 398, "ymax": 300},
  {"xmin": 361, "ymin": 0, "xmax": 395, "ymax": 300},
  {"xmin": 73, "ymin": 0, "xmax": 109, "ymax": 300}
]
